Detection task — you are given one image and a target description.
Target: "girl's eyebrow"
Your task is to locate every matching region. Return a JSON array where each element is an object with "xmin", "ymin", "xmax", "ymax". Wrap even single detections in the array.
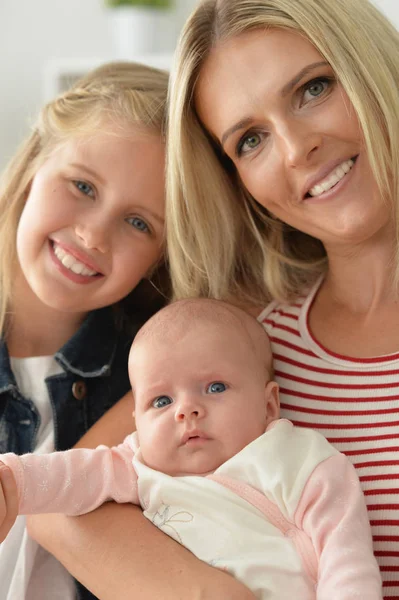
[
  {"xmin": 69, "ymin": 163, "xmax": 106, "ymax": 186},
  {"xmin": 220, "ymin": 60, "xmax": 329, "ymax": 148},
  {"xmin": 139, "ymin": 208, "xmax": 165, "ymax": 226}
]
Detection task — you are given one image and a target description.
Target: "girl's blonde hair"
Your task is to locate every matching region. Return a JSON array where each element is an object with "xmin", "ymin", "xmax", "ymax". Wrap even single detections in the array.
[
  {"xmin": 0, "ymin": 61, "xmax": 169, "ymax": 334},
  {"xmin": 167, "ymin": 0, "xmax": 399, "ymax": 306}
]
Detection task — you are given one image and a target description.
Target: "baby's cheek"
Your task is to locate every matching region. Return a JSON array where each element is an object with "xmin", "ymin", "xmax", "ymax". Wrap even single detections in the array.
[{"xmin": 140, "ymin": 433, "xmax": 171, "ymax": 470}]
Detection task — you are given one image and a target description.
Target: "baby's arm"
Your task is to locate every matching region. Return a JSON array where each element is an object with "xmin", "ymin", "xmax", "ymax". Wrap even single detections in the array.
[
  {"xmin": 0, "ymin": 438, "xmax": 139, "ymax": 519},
  {"xmin": 294, "ymin": 453, "xmax": 382, "ymax": 599},
  {"xmin": 27, "ymin": 392, "xmax": 257, "ymax": 600}
]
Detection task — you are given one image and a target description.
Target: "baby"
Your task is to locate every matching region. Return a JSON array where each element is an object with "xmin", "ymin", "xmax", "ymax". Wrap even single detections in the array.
[{"xmin": 0, "ymin": 299, "xmax": 382, "ymax": 599}]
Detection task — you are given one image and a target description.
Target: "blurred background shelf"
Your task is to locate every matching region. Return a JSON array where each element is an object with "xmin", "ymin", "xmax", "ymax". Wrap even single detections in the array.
[{"xmin": 43, "ymin": 53, "xmax": 174, "ymax": 99}]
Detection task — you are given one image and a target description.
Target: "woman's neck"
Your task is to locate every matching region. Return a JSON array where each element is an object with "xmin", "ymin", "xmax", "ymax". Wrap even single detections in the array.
[
  {"xmin": 322, "ymin": 229, "xmax": 397, "ymax": 315},
  {"xmin": 6, "ymin": 272, "xmax": 87, "ymax": 358}
]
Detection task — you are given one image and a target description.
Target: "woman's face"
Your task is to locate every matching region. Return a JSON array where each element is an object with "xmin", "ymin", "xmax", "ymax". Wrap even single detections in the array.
[{"xmin": 195, "ymin": 28, "xmax": 390, "ymax": 253}]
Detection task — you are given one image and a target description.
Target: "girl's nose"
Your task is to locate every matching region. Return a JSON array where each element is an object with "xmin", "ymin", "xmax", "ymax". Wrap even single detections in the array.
[{"xmin": 75, "ymin": 220, "xmax": 110, "ymax": 253}]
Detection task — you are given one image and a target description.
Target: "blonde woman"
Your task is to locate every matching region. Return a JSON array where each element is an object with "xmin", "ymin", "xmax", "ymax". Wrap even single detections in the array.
[
  {"xmin": 165, "ymin": 0, "xmax": 399, "ymax": 597},
  {"xmin": 0, "ymin": 61, "xmax": 171, "ymax": 600}
]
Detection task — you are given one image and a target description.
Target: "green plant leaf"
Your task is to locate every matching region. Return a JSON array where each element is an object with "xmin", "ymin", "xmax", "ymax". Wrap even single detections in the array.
[{"xmin": 105, "ymin": 0, "xmax": 173, "ymax": 8}]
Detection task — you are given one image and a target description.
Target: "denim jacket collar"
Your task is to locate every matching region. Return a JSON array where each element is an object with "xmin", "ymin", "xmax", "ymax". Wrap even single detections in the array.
[
  {"xmin": 0, "ymin": 307, "xmax": 119, "ymax": 393},
  {"xmin": 55, "ymin": 307, "xmax": 119, "ymax": 378},
  {"xmin": 0, "ymin": 340, "xmax": 16, "ymax": 394}
]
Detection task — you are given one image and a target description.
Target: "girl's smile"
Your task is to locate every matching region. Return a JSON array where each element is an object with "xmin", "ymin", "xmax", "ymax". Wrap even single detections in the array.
[{"xmin": 50, "ymin": 240, "xmax": 103, "ymax": 283}]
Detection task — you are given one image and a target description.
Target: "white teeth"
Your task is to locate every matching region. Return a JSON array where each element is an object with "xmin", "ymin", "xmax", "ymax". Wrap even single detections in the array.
[
  {"xmin": 308, "ymin": 159, "xmax": 354, "ymax": 197},
  {"xmin": 53, "ymin": 244, "xmax": 98, "ymax": 277}
]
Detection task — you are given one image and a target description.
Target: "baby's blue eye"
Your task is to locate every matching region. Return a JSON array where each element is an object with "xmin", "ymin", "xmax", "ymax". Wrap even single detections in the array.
[
  {"xmin": 127, "ymin": 216, "xmax": 150, "ymax": 233},
  {"xmin": 74, "ymin": 180, "xmax": 94, "ymax": 197},
  {"xmin": 207, "ymin": 382, "xmax": 227, "ymax": 394},
  {"xmin": 152, "ymin": 395, "xmax": 173, "ymax": 409}
]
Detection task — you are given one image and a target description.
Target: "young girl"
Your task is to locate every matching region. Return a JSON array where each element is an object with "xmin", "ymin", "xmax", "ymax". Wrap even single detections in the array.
[{"xmin": 0, "ymin": 61, "xmax": 169, "ymax": 600}]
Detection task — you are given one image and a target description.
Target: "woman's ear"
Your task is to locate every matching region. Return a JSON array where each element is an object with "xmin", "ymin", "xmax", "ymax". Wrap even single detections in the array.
[{"xmin": 264, "ymin": 380, "xmax": 280, "ymax": 425}]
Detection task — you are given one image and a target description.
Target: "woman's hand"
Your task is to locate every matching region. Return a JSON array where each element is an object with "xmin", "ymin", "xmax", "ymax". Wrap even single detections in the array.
[
  {"xmin": 28, "ymin": 503, "xmax": 256, "ymax": 600},
  {"xmin": 0, "ymin": 461, "xmax": 19, "ymax": 542}
]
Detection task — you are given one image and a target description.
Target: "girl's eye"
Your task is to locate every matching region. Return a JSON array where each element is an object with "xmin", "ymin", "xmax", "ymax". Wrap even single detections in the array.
[
  {"xmin": 207, "ymin": 382, "xmax": 227, "ymax": 394},
  {"xmin": 152, "ymin": 395, "xmax": 173, "ymax": 409},
  {"xmin": 302, "ymin": 77, "xmax": 332, "ymax": 104},
  {"xmin": 73, "ymin": 180, "xmax": 94, "ymax": 198},
  {"xmin": 127, "ymin": 216, "xmax": 151, "ymax": 234},
  {"xmin": 237, "ymin": 132, "xmax": 262, "ymax": 157}
]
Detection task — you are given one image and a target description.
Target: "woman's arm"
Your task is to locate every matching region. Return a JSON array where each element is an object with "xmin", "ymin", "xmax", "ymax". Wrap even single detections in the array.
[
  {"xmin": 0, "ymin": 461, "xmax": 18, "ymax": 541},
  {"xmin": 27, "ymin": 392, "xmax": 255, "ymax": 600}
]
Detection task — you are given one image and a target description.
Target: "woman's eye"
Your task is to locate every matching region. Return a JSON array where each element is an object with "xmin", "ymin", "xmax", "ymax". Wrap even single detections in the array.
[
  {"xmin": 127, "ymin": 216, "xmax": 150, "ymax": 233},
  {"xmin": 74, "ymin": 180, "xmax": 94, "ymax": 198},
  {"xmin": 237, "ymin": 132, "xmax": 262, "ymax": 156},
  {"xmin": 207, "ymin": 382, "xmax": 227, "ymax": 394},
  {"xmin": 152, "ymin": 395, "xmax": 173, "ymax": 409},
  {"xmin": 302, "ymin": 77, "xmax": 331, "ymax": 104}
]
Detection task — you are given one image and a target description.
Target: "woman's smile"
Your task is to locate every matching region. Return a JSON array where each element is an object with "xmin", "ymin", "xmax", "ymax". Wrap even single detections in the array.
[{"xmin": 304, "ymin": 157, "xmax": 356, "ymax": 199}]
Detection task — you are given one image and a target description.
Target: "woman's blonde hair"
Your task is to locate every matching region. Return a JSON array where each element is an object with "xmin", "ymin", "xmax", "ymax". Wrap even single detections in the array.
[
  {"xmin": 167, "ymin": 0, "xmax": 399, "ymax": 306},
  {"xmin": 0, "ymin": 61, "xmax": 169, "ymax": 334}
]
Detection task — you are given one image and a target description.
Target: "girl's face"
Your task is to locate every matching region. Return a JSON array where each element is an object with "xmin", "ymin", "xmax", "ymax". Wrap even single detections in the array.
[
  {"xmin": 195, "ymin": 28, "xmax": 391, "ymax": 253},
  {"xmin": 16, "ymin": 126, "xmax": 165, "ymax": 317}
]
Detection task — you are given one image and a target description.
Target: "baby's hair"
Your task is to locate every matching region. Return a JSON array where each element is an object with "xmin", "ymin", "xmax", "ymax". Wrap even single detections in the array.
[
  {"xmin": 0, "ymin": 61, "xmax": 170, "ymax": 335},
  {"xmin": 132, "ymin": 298, "xmax": 274, "ymax": 379}
]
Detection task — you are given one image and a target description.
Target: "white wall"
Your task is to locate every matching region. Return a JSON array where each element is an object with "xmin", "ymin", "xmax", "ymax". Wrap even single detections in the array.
[
  {"xmin": 0, "ymin": 0, "xmax": 198, "ymax": 170},
  {"xmin": 0, "ymin": 0, "xmax": 396, "ymax": 171},
  {"xmin": 374, "ymin": 0, "xmax": 399, "ymax": 25}
]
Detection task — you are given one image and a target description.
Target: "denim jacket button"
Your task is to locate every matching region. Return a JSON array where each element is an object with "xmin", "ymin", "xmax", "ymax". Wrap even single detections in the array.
[{"xmin": 72, "ymin": 380, "xmax": 87, "ymax": 400}]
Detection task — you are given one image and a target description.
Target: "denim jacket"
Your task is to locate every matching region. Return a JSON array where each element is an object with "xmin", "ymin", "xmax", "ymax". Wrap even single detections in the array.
[{"xmin": 0, "ymin": 306, "xmax": 136, "ymax": 600}]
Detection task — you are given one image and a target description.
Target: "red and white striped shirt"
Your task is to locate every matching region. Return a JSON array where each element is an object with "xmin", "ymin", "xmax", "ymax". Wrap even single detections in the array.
[{"xmin": 260, "ymin": 280, "xmax": 399, "ymax": 599}]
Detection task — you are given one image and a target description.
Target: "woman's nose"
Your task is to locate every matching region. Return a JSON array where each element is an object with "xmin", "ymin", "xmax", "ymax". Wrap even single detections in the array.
[{"xmin": 278, "ymin": 119, "xmax": 322, "ymax": 168}]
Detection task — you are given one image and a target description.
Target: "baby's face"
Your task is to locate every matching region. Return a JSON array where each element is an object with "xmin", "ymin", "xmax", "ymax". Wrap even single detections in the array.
[{"xmin": 130, "ymin": 321, "xmax": 279, "ymax": 475}]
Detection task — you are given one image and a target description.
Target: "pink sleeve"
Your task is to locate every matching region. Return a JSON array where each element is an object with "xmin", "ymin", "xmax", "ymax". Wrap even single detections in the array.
[
  {"xmin": 294, "ymin": 453, "xmax": 382, "ymax": 599},
  {"xmin": 0, "ymin": 436, "xmax": 139, "ymax": 516}
]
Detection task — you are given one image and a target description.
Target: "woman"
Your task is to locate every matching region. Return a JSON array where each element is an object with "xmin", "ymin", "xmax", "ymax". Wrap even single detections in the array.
[
  {"xmin": 27, "ymin": 0, "xmax": 399, "ymax": 598},
  {"xmin": 166, "ymin": 0, "xmax": 399, "ymax": 598}
]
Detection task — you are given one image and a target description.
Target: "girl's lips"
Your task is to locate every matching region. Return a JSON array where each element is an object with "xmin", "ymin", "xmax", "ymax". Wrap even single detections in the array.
[
  {"xmin": 51, "ymin": 240, "xmax": 102, "ymax": 274},
  {"xmin": 49, "ymin": 240, "xmax": 103, "ymax": 285}
]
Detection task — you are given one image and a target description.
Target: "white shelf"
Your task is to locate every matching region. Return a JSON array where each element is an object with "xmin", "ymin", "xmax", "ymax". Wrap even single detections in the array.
[{"xmin": 43, "ymin": 54, "xmax": 174, "ymax": 100}]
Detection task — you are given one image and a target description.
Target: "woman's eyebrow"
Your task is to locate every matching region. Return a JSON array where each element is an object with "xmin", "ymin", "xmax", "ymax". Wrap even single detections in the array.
[
  {"xmin": 220, "ymin": 61, "xmax": 329, "ymax": 149},
  {"xmin": 281, "ymin": 61, "xmax": 329, "ymax": 97},
  {"xmin": 221, "ymin": 117, "xmax": 253, "ymax": 148}
]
